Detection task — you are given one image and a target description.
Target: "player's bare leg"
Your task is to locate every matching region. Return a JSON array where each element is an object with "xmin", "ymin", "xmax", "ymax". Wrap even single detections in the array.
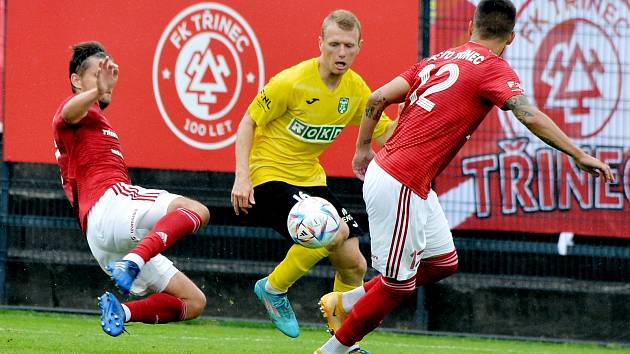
[
  {"xmin": 108, "ymin": 197, "xmax": 209, "ymax": 294},
  {"xmin": 166, "ymin": 197, "xmax": 210, "ymax": 222},
  {"xmin": 160, "ymin": 271, "xmax": 207, "ymax": 319},
  {"xmin": 327, "ymin": 229, "xmax": 367, "ymax": 291},
  {"xmin": 121, "ymin": 272, "xmax": 205, "ymax": 324},
  {"xmin": 98, "ymin": 271, "xmax": 206, "ymax": 337}
]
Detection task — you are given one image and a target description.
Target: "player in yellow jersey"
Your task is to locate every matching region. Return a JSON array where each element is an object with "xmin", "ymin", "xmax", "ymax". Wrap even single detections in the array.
[{"xmin": 230, "ymin": 9, "xmax": 396, "ymax": 350}]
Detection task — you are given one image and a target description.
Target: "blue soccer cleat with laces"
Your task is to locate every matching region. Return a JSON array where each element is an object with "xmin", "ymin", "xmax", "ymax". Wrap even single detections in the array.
[
  {"xmin": 106, "ymin": 259, "xmax": 140, "ymax": 295},
  {"xmin": 97, "ymin": 291, "xmax": 126, "ymax": 337},
  {"xmin": 254, "ymin": 277, "xmax": 300, "ymax": 338}
]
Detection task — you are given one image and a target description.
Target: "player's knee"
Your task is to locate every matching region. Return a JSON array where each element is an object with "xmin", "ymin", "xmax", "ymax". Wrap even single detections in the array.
[
  {"xmin": 335, "ymin": 222, "xmax": 349, "ymax": 243},
  {"xmin": 193, "ymin": 202, "xmax": 210, "ymax": 226},
  {"xmin": 172, "ymin": 198, "xmax": 210, "ymax": 226},
  {"xmin": 360, "ymin": 254, "xmax": 367, "ymax": 273},
  {"xmin": 325, "ymin": 222, "xmax": 350, "ymax": 251},
  {"xmin": 338, "ymin": 221, "xmax": 350, "ymax": 239},
  {"xmin": 343, "ymin": 257, "xmax": 366, "ymax": 285},
  {"xmin": 355, "ymin": 251, "xmax": 367, "ymax": 275},
  {"xmin": 185, "ymin": 291, "xmax": 207, "ymax": 319},
  {"xmin": 338, "ymin": 244, "xmax": 367, "ymax": 278},
  {"xmin": 339, "ymin": 260, "xmax": 365, "ymax": 281}
]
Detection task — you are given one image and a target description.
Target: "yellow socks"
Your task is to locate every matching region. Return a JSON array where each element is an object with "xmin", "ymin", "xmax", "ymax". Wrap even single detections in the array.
[
  {"xmin": 333, "ymin": 272, "xmax": 362, "ymax": 292},
  {"xmin": 268, "ymin": 244, "xmax": 329, "ymax": 292}
]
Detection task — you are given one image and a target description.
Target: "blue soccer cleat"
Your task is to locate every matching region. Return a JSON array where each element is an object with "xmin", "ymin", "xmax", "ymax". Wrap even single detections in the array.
[
  {"xmin": 97, "ymin": 291, "xmax": 125, "ymax": 337},
  {"xmin": 106, "ymin": 259, "xmax": 140, "ymax": 295},
  {"xmin": 254, "ymin": 277, "xmax": 300, "ymax": 338}
]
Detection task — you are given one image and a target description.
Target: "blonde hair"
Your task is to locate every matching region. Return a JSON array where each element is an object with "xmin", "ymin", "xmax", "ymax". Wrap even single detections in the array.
[{"xmin": 321, "ymin": 9, "xmax": 361, "ymax": 40}]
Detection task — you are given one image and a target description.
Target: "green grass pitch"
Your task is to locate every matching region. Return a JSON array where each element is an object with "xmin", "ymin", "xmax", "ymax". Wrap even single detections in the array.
[{"xmin": 0, "ymin": 310, "xmax": 626, "ymax": 353}]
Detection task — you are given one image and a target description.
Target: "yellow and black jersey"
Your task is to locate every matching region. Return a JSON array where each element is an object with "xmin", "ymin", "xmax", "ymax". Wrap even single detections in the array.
[{"xmin": 247, "ymin": 58, "xmax": 392, "ymax": 187}]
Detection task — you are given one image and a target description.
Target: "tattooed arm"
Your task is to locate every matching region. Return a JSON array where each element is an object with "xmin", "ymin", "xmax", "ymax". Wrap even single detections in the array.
[
  {"xmin": 356, "ymin": 90, "xmax": 390, "ymax": 147},
  {"xmin": 353, "ymin": 77, "xmax": 409, "ymax": 180},
  {"xmin": 504, "ymin": 95, "xmax": 614, "ymax": 181},
  {"xmin": 357, "ymin": 77, "xmax": 409, "ymax": 148}
]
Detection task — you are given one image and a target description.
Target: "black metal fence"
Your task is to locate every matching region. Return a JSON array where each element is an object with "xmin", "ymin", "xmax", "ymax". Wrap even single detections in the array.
[{"xmin": 2, "ymin": 157, "xmax": 630, "ymax": 288}]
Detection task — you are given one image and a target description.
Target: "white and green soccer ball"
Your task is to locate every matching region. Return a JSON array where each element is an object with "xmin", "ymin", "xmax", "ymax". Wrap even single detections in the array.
[{"xmin": 287, "ymin": 197, "xmax": 341, "ymax": 248}]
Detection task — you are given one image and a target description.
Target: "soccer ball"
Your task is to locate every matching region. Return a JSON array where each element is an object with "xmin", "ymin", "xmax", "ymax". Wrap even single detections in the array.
[{"xmin": 287, "ymin": 197, "xmax": 341, "ymax": 248}]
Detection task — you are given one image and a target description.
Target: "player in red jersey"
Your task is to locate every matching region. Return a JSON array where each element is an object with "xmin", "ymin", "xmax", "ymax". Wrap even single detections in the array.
[
  {"xmin": 315, "ymin": 1, "xmax": 615, "ymax": 352},
  {"xmin": 52, "ymin": 42, "xmax": 210, "ymax": 336}
]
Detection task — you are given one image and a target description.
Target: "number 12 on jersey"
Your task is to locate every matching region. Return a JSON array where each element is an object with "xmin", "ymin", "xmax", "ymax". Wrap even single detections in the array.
[{"xmin": 409, "ymin": 63, "xmax": 460, "ymax": 112}]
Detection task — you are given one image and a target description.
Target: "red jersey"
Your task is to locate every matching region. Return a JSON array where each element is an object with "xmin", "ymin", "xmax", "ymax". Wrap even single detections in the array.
[
  {"xmin": 376, "ymin": 41, "xmax": 524, "ymax": 198},
  {"xmin": 52, "ymin": 97, "xmax": 131, "ymax": 232}
]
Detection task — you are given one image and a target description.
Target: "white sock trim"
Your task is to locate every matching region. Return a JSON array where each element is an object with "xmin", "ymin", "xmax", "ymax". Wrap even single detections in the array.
[
  {"xmin": 122, "ymin": 304, "xmax": 131, "ymax": 322},
  {"xmin": 123, "ymin": 253, "xmax": 145, "ymax": 269},
  {"xmin": 264, "ymin": 279, "xmax": 285, "ymax": 295},
  {"xmin": 320, "ymin": 335, "xmax": 351, "ymax": 354},
  {"xmin": 342, "ymin": 286, "xmax": 365, "ymax": 313}
]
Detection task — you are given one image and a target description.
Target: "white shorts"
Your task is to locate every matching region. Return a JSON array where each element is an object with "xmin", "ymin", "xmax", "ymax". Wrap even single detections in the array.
[
  {"xmin": 86, "ymin": 182, "xmax": 181, "ymax": 296},
  {"xmin": 363, "ymin": 161, "xmax": 455, "ymax": 281}
]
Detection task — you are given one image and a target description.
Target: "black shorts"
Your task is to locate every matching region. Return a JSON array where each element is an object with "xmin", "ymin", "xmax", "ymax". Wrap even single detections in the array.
[{"xmin": 245, "ymin": 181, "xmax": 364, "ymax": 242}]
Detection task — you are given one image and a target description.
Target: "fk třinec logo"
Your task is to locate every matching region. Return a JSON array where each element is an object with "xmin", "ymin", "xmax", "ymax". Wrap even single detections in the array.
[
  {"xmin": 153, "ymin": 3, "xmax": 265, "ymax": 150},
  {"xmin": 498, "ymin": 0, "xmax": 626, "ymax": 151}
]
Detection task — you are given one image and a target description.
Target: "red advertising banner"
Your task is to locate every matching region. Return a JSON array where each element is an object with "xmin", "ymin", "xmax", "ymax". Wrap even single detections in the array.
[
  {"xmin": 4, "ymin": 0, "xmax": 417, "ymax": 175},
  {"xmin": 432, "ymin": 0, "xmax": 630, "ymax": 237}
]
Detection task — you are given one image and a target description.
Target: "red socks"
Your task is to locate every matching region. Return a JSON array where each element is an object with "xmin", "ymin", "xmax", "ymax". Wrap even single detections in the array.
[
  {"xmin": 131, "ymin": 208, "xmax": 202, "ymax": 263},
  {"xmin": 415, "ymin": 250, "xmax": 458, "ymax": 287},
  {"xmin": 335, "ymin": 276, "xmax": 416, "ymax": 346},
  {"xmin": 335, "ymin": 250, "xmax": 458, "ymax": 346},
  {"xmin": 126, "ymin": 292, "xmax": 186, "ymax": 324},
  {"xmin": 363, "ymin": 274, "xmax": 382, "ymax": 292}
]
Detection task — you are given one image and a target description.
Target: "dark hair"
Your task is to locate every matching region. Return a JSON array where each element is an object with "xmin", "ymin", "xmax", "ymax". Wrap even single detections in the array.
[
  {"xmin": 69, "ymin": 41, "xmax": 109, "ymax": 92},
  {"xmin": 473, "ymin": 0, "xmax": 516, "ymax": 40}
]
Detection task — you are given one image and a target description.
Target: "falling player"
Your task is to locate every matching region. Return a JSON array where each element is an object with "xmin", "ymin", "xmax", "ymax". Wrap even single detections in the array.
[{"xmin": 53, "ymin": 41, "xmax": 210, "ymax": 336}]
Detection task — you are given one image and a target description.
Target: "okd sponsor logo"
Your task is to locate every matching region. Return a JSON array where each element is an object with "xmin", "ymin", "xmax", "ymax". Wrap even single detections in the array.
[
  {"xmin": 287, "ymin": 118, "xmax": 343, "ymax": 143},
  {"xmin": 153, "ymin": 3, "xmax": 264, "ymax": 149},
  {"xmin": 499, "ymin": 0, "xmax": 627, "ymax": 145}
]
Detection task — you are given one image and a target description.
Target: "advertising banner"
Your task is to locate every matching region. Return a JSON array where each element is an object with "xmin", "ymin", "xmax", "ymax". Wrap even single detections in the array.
[
  {"xmin": 4, "ymin": 0, "xmax": 417, "ymax": 175},
  {"xmin": 433, "ymin": 0, "xmax": 629, "ymax": 237}
]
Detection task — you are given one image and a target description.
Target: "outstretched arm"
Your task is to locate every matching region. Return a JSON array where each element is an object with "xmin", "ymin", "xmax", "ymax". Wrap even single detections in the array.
[
  {"xmin": 231, "ymin": 112, "xmax": 257, "ymax": 215},
  {"xmin": 504, "ymin": 95, "xmax": 614, "ymax": 182},
  {"xmin": 61, "ymin": 56, "xmax": 118, "ymax": 124},
  {"xmin": 353, "ymin": 77, "xmax": 409, "ymax": 180}
]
